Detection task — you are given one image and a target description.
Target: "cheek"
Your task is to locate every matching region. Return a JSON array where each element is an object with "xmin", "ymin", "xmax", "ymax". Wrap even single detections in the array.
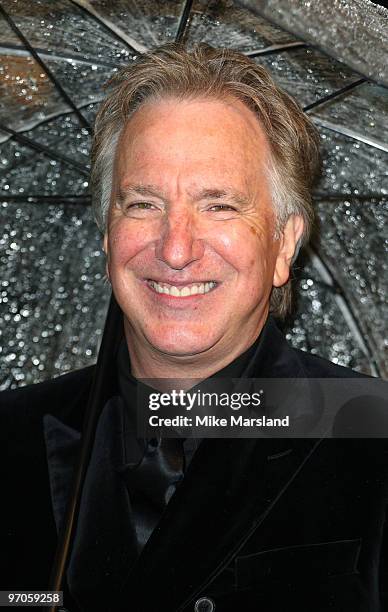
[
  {"xmin": 213, "ymin": 224, "xmax": 258, "ymax": 264},
  {"xmin": 216, "ymin": 224, "xmax": 273, "ymax": 274},
  {"xmin": 108, "ymin": 222, "xmax": 151, "ymax": 266}
]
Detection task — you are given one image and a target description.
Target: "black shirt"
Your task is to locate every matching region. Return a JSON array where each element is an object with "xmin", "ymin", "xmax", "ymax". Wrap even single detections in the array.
[{"xmin": 117, "ymin": 333, "xmax": 262, "ymax": 552}]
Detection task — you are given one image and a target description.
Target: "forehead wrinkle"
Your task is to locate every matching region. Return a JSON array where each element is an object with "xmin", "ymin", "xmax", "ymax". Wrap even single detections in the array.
[{"xmin": 117, "ymin": 183, "xmax": 167, "ymax": 202}]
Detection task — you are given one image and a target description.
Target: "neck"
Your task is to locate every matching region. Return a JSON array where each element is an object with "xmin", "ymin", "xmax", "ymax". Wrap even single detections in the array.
[{"xmin": 124, "ymin": 315, "xmax": 268, "ymax": 382}]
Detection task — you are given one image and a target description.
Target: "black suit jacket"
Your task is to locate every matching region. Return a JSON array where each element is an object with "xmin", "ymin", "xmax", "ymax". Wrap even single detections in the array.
[{"xmin": 1, "ymin": 317, "xmax": 388, "ymax": 612}]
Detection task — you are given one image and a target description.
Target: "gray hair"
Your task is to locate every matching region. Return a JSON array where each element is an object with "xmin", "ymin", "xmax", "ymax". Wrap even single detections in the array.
[{"xmin": 90, "ymin": 43, "xmax": 320, "ymax": 317}]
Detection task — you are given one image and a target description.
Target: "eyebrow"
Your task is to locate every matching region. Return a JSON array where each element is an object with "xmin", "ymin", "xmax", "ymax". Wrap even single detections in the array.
[
  {"xmin": 194, "ymin": 188, "xmax": 250, "ymax": 208},
  {"xmin": 116, "ymin": 184, "xmax": 163, "ymax": 204},
  {"xmin": 117, "ymin": 184, "xmax": 250, "ymax": 208}
]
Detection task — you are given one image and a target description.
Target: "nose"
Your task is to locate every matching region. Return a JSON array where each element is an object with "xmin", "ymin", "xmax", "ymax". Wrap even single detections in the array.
[{"xmin": 155, "ymin": 208, "xmax": 204, "ymax": 270}]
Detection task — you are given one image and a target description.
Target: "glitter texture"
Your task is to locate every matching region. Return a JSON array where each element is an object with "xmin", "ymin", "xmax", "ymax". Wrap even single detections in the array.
[
  {"xmin": 0, "ymin": 0, "xmax": 387, "ymax": 388},
  {"xmin": 239, "ymin": 0, "xmax": 388, "ymax": 86}
]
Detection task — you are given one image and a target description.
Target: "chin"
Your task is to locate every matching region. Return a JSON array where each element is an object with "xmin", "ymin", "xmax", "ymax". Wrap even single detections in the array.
[{"xmin": 145, "ymin": 326, "xmax": 219, "ymax": 358}]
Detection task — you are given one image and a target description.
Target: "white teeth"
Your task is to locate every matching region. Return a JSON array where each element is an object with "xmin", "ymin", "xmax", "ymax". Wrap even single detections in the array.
[{"xmin": 149, "ymin": 281, "xmax": 216, "ymax": 297}]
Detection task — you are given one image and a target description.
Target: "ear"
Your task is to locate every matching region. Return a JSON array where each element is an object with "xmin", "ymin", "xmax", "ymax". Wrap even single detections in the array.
[
  {"xmin": 273, "ymin": 215, "xmax": 304, "ymax": 288},
  {"xmin": 103, "ymin": 232, "xmax": 110, "ymax": 281}
]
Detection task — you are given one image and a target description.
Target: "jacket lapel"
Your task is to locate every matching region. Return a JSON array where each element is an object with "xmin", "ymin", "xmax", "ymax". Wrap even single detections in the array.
[
  {"xmin": 44, "ymin": 396, "xmax": 141, "ymax": 612},
  {"xmin": 43, "ymin": 414, "xmax": 81, "ymax": 536}
]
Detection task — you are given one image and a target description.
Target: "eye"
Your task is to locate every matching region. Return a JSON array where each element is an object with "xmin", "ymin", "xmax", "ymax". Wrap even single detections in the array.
[
  {"xmin": 126, "ymin": 202, "xmax": 155, "ymax": 210},
  {"xmin": 208, "ymin": 204, "xmax": 237, "ymax": 212},
  {"xmin": 206, "ymin": 204, "xmax": 239, "ymax": 219},
  {"xmin": 119, "ymin": 201, "xmax": 160, "ymax": 217}
]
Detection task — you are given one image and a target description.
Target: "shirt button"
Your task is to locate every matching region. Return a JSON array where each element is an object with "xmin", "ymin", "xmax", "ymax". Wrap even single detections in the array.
[{"xmin": 194, "ymin": 596, "xmax": 215, "ymax": 612}]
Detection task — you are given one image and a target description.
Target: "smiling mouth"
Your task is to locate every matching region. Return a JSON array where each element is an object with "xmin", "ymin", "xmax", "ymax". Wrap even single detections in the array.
[{"xmin": 147, "ymin": 280, "xmax": 218, "ymax": 297}]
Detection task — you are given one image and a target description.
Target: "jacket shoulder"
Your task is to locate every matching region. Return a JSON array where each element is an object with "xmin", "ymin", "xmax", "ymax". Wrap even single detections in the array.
[
  {"xmin": 294, "ymin": 348, "xmax": 369, "ymax": 378},
  {"xmin": 0, "ymin": 365, "xmax": 95, "ymax": 432}
]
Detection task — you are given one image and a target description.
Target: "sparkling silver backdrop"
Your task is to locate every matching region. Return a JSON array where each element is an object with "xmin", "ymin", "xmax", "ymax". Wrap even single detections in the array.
[{"xmin": 0, "ymin": 0, "xmax": 387, "ymax": 389}]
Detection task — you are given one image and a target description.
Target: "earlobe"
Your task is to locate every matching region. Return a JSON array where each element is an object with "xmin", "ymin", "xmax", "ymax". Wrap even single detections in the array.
[{"xmin": 273, "ymin": 215, "xmax": 304, "ymax": 288}]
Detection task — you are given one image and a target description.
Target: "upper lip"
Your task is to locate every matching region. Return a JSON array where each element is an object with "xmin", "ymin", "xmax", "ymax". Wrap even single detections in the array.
[{"xmin": 146, "ymin": 278, "xmax": 218, "ymax": 286}]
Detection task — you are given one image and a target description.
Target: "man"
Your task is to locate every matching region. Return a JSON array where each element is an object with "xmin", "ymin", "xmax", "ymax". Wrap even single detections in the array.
[{"xmin": 1, "ymin": 44, "xmax": 387, "ymax": 612}]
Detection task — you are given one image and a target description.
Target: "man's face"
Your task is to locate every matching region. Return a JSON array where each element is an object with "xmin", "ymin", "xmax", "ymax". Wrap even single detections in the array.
[{"xmin": 105, "ymin": 96, "xmax": 294, "ymax": 361}]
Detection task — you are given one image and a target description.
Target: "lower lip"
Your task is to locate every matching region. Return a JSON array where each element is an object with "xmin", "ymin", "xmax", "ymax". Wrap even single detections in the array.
[{"xmin": 145, "ymin": 281, "xmax": 218, "ymax": 303}]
